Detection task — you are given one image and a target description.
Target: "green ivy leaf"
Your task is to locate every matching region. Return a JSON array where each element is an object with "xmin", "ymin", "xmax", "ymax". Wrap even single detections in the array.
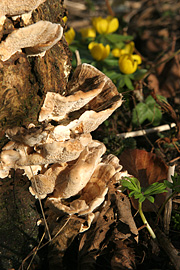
[
  {"xmin": 132, "ymin": 103, "xmax": 152, "ymax": 125},
  {"xmin": 132, "ymin": 95, "xmax": 166, "ymax": 126}
]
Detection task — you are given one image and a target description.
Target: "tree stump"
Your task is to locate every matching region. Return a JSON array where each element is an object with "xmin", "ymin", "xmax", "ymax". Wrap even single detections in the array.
[
  {"xmin": 0, "ymin": 1, "xmax": 72, "ymax": 268},
  {"xmin": 0, "ymin": 0, "xmax": 71, "ymax": 149}
]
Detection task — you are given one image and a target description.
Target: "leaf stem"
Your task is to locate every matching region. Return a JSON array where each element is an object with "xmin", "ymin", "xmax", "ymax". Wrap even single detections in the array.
[
  {"xmin": 139, "ymin": 201, "xmax": 156, "ymax": 239},
  {"xmin": 156, "ymin": 191, "xmax": 176, "ymax": 224}
]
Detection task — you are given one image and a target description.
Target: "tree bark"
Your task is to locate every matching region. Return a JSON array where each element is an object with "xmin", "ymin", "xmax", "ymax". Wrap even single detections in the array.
[
  {"xmin": 0, "ymin": 0, "xmax": 71, "ymax": 149},
  {"xmin": 0, "ymin": 1, "xmax": 72, "ymax": 268}
]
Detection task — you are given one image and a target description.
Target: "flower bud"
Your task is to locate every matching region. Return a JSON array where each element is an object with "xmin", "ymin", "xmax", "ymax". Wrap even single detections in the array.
[
  {"xmin": 92, "ymin": 16, "xmax": 119, "ymax": 34},
  {"xmin": 64, "ymin": 27, "xmax": 75, "ymax": 45},
  {"xmin": 118, "ymin": 54, "xmax": 141, "ymax": 74},
  {"xmin": 80, "ymin": 27, "xmax": 96, "ymax": 39},
  {"xmin": 88, "ymin": 42, "xmax": 110, "ymax": 61}
]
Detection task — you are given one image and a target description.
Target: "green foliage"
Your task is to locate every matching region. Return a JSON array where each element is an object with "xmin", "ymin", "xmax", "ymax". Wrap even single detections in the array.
[
  {"xmin": 103, "ymin": 134, "xmax": 136, "ymax": 156},
  {"xmin": 121, "ymin": 176, "xmax": 167, "ymax": 238},
  {"xmin": 68, "ymin": 17, "xmax": 146, "ymax": 91},
  {"xmin": 103, "ymin": 33, "xmax": 133, "ymax": 46},
  {"xmin": 121, "ymin": 177, "xmax": 167, "ymax": 204},
  {"xmin": 172, "ymin": 212, "xmax": 180, "ymax": 230},
  {"xmin": 164, "ymin": 173, "xmax": 180, "ymax": 193},
  {"xmin": 132, "ymin": 95, "xmax": 166, "ymax": 127}
]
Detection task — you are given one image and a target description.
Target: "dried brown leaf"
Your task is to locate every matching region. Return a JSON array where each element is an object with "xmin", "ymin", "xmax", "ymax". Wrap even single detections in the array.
[{"xmin": 119, "ymin": 149, "xmax": 168, "ymax": 211}]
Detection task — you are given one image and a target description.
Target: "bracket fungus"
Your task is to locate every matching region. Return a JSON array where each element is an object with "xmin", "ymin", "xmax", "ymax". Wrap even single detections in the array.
[
  {"xmin": 0, "ymin": 20, "xmax": 63, "ymax": 61},
  {"xmin": 0, "ymin": 0, "xmax": 46, "ymax": 25},
  {"xmin": 0, "ymin": 63, "xmax": 130, "ymax": 230}
]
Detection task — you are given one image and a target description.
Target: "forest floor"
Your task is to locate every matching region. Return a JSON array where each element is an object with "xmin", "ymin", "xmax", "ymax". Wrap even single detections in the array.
[
  {"xmin": 64, "ymin": 0, "xmax": 180, "ymax": 269},
  {"xmin": 1, "ymin": 0, "xmax": 180, "ymax": 269}
]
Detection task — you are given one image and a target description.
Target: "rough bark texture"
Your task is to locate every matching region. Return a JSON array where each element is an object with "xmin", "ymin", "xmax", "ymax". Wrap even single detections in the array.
[
  {"xmin": 0, "ymin": 1, "xmax": 71, "ymax": 269},
  {"xmin": 0, "ymin": 170, "xmax": 40, "ymax": 269},
  {"xmin": 0, "ymin": 0, "xmax": 71, "ymax": 149}
]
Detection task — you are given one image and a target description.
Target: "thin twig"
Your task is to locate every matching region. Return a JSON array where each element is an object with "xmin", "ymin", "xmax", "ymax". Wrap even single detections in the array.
[
  {"xmin": 75, "ymin": 49, "xmax": 81, "ymax": 66},
  {"xmin": 19, "ymin": 216, "xmax": 71, "ymax": 269},
  {"xmin": 163, "ymin": 165, "xmax": 175, "ymax": 235},
  {"xmin": 26, "ymin": 232, "xmax": 46, "ymax": 270},
  {"xmin": 23, "ymin": 148, "xmax": 51, "ymax": 241},
  {"xmin": 117, "ymin": 123, "xmax": 176, "ymax": 138},
  {"xmin": 105, "ymin": 0, "xmax": 115, "ymax": 16},
  {"xmin": 155, "ymin": 226, "xmax": 180, "ymax": 270}
]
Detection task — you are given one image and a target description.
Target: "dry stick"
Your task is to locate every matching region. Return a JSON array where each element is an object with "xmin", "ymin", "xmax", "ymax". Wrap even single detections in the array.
[
  {"xmin": 116, "ymin": 123, "xmax": 176, "ymax": 138},
  {"xmin": 29, "ymin": 167, "xmax": 51, "ymax": 241},
  {"xmin": 19, "ymin": 231, "xmax": 46, "ymax": 270},
  {"xmin": 105, "ymin": 0, "xmax": 115, "ymax": 16},
  {"xmin": 23, "ymin": 148, "xmax": 51, "ymax": 241},
  {"xmin": 19, "ymin": 216, "xmax": 71, "ymax": 270},
  {"xmin": 163, "ymin": 165, "xmax": 175, "ymax": 235},
  {"xmin": 155, "ymin": 226, "xmax": 180, "ymax": 270},
  {"xmin": 75, "ymin": 49, "xmax": 81, "ymax": 66},
  {"xmin": 26, "ymin": 232, "xmax": 46, "ymax": 270},
  {"xmin": 144, "ymin": 48, "xmax": 180, "ymax": 80},
  {"xmin": 64, "ymin": 0, "xmax": 86, "ymax": 10}
]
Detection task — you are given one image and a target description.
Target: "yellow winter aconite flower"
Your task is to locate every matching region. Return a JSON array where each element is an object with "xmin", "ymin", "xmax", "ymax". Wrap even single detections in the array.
[
  {"xmin": 64, "ymin": 27, "xmax": 75, "ymax": 45},
  {"xmin": 92, "ymin": 16, "xmax": 119, "ymax": 34},
  {"xmin": 80, "ymin": 27, "xmax": 96, "ymax": 39},
  {"xmin": 62, "ymin": 16, "xmax": 68, "ymax": 23},
  {"xmin": 112, "ymin": 41, "xmax": 134, "ymax": 58},
  {"xmin": 88, "ymin": 42, "xmax": 110, "ymax": 61},
  {"xmin": 118, "ymin": 54, "xmax": 142, "ymax": 74}
]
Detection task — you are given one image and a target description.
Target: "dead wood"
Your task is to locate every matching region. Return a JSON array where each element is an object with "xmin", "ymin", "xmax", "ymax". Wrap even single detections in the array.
[
  {"xmin": 0, "ymin": 0, "xmax": 71, "ymax": 149},
  {"xmin": 0, "ymin": 0, "xmax": 71, "ymax": 268},
  {"xmin": 155, "ymin": 226, "xmax": 180, "ymax": 270}
]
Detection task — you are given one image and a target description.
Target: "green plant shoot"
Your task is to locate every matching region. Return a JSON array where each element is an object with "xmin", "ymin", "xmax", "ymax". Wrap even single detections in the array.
[{"xmin": 121, "ymin": 177, "xmax": 167, "ymax": 239}]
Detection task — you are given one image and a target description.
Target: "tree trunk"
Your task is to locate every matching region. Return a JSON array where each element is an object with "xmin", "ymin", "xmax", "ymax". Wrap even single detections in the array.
[
  {"xmin": 0, "ymin": 1, "xmax": 71, "ymax": 268},
  {"xmin": 0, "ymin": 0, "xmax": 71, "ymax": 149}
]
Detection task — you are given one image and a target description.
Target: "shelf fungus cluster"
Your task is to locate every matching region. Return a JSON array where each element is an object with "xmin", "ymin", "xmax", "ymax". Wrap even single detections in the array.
[
  {"xmin": 0, "ymin": 0, "xmax": 63, "ymax": 61},
  {"xmin": 0, "ymin": 64, "xmax": 130, "ymax": 229}
]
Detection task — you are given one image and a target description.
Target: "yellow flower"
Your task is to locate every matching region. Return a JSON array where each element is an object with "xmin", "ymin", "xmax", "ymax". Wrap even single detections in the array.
[
  {"xmin": 112, "ymin": 48, "xmax": 121, "ymax": 58},
  {"xmin": 92, "ymin": 16, "xmax": 119, "ymax": 34},
  {"xmin": 112, "ymin": 41, "xmax": 135, "ymax": 58},
  {"xmin": 64, "ymin": 27, "xmax": 75, "ymax": 45},
  {"xmin": 118, "ymin": 54, "xmax": 142, "ymax": 74},
  {"xmin": 62, "ymin": 16, "xmax": 68, "ymax": 23},
  {"xmin": 88, "ymin": 42, "xmax": 110, "ymax": 61},
  {"xmin": 80, "ymin": 27, "xmax": 96, "ymax": 39}
]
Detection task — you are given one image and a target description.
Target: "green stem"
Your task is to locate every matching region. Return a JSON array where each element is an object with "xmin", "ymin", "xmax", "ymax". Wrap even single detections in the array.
[
  {"xmin": 156, "ymin": 191, "xmax": 176, "ymax": 224},
  {"xmin": 139, "ymin": 201, "xmax": 156, "ymax": 239}
]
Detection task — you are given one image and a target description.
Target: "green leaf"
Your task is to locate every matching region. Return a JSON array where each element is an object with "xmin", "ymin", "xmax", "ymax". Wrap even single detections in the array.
[
  {"xmin": 132, "ymin": 69, "xmax": 148, "ymax": 80},
  {"xmin": 132, "ymin": 103, "xmax": 152, "ymax": 126},
  {"xmin": 165, "ymin": 174, "xmax": 180, "ymax": 193},
  {"xmin": 146, "ymin": 196, "xmax": 155, "ymax": 203},
  {"xmin": 103, "ymin": 58, "xmax": 119, "ymax": 67},
  {"xmin": 124, "ymin": 76, "xmax": 134, "ymax": 90},
  {"xmin": 129, "ymin": 190, "xmax": 137, "ymax": 197},
  {"xmin": 164, "ymin": 180, "xmax": 173, "ymax": 189},
  {"xmin": 104, "ymin": 34, "xmax": 133, "ymax": 44},
  {"xmin": 138, "ymin": 196, "xmax": 146, "ymax": 203},
  {"xmin": 104, "ymin": 71, "xmax": 121, "ymax": 81},
  {"xmin": 143, "ymin": 182, "xmax": 167, "ymax": 196},
  {"xmin": 132, "ymin": 95, "xmax": 166, "ymax": 126},
  {"xmin": 118, "ymin": 76, "xmax": 125, "ymax": 88},
  {"xmin": 121, "ymin": 177, "xmax": 141, "ymax": 193}
]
